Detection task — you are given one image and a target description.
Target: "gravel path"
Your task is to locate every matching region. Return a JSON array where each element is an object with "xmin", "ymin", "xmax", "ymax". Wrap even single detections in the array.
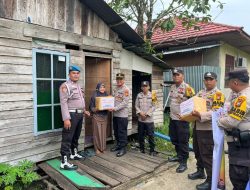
[{"xmin": 129, "ymin": 152, "xmax": 233, "ymax": 190}]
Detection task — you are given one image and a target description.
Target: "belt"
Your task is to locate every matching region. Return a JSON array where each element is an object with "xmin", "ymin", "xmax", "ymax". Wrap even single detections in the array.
[
  {"xmin": 69, "ymin": 109, "xmax": 84, "ymax": 113},
  {"xmin": 225, "ymin": 131, "xmax": 233, "ymax": 136}
]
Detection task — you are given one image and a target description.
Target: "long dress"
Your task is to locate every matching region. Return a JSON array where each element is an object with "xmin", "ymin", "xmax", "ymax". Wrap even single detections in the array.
[{"xmin": 89, "ymin": 89, "xmax": 108, "ymax": 152}]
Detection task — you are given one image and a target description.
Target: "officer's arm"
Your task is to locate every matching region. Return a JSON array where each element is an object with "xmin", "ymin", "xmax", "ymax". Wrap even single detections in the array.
[
  {"xmin": 135, "ymin": 94, "xmax": 142, "ymax": 114},
  {"xmin": 219, "ymin": 95, "xmax": 248, "ymax": 129},
  {"xmin": 60, "ymin": 84, "xmax": 71, "ymax": 121},
  {"xmin": 114, "ymin": 88, "xmax": 130, "ymax": 111},
  {"xmin": 146, "ymin": 98, "xmax": 156, "ymax": 117}
]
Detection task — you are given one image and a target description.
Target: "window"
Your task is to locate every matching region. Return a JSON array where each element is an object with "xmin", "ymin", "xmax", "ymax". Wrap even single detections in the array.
[
  {"xmin": 32, "ymin": 49, "xmax": 69, "ymax": 135},
  {"xmin": 224, "ymin": 54, "xmax": 235, "ymax": 88}
]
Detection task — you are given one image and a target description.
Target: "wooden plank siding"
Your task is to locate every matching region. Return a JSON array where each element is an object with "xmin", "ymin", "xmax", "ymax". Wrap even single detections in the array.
[{"xmin": 0, "ymin": 0, "xmax": 118, "ymax": 42}]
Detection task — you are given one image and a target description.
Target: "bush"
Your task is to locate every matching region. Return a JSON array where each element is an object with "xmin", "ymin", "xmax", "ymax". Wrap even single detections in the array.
[{"xmin": 0, "ymin": 160, "xmax": 39, "ymax": 190}]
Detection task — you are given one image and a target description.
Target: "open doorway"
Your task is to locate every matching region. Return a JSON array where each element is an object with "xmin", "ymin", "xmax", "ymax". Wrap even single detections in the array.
[
  {"xmin": 132, "ymin": 70, "xmax": 151, "ymax": 126},
  {"xmin": 85, "ymin": 57, "xmax": 112, "ymax": 145}
]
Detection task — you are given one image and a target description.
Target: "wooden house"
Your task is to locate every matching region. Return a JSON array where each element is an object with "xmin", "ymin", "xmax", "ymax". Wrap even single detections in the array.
[{"xmin": 0, "ymin": 0, "xmax": 170, "ymax": 164}]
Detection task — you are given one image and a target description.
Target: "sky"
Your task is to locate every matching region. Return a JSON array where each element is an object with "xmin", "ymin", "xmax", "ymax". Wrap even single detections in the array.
[
  {"xmin": 210, "ymin": 0, "xmax": 250, "ymax": 34},
  {"xmin": 152, "ymin": 0, "xmax": 250, "ymax": 34}
]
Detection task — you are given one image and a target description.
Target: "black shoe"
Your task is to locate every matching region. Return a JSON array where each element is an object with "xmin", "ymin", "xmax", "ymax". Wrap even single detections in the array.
[
  {"xmin": 188, "ymin": 168, "xmax": 206, "ymax": 180},
  {"xmin": 196, "ymin": 179, "xmax": 211, "ymax": 190},
  {"xmin": 116, "ymin": 149, "xmax": 126, "ymax": 157},
  {"xmin": 149, "ymin": 151, "xmax": 157, "ymax": 156},
  {"xmin": 140, "ymin": 149, "xmax": 145, "ymax": 154},
  {"xmin": 168, "ymin": 156, "xmax": 179, "ymax": 162},
  {"xmin": 176, "ymin": 163, "xmax": 187, "ymax": 173},
  {"xmin": 110, "ymin": 146, "xmax": 120, "ymax": 152}
]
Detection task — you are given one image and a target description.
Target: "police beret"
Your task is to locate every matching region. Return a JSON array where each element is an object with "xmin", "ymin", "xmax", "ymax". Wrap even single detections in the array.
[
  {"xmin": 116, "ymin": 73, "xmax": 125, "ymax": 79},
  {"xmin": 69, "ymin": 65, "xmax": 81, "ymax": 72},
  {"xmin": 204, "ymin": 72, "xmax": 217, "ymax": 79},
  {"xmin": 226, "ymin": 69, "xmax": 249, "ymax": 82},
  {"xmin": 172, "ymin": 68, "xmax": 184, "ymax": 75},
  {"xmin": 141, "ymin": 81, "xmax": 150, "ymax": 86}
]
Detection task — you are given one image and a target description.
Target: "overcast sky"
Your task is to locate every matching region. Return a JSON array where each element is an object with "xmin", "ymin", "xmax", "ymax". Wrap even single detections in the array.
[{"xmin": 210, "ymin": 0, "xmax": 250, "ymax": 34}]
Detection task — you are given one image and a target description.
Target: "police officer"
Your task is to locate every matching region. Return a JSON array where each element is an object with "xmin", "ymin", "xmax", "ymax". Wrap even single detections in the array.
[
  {"xmin": 60, "ymin": 65, "xmax": 90, "ymax": 170},
  {"xmin": 110, "ymin": 73, "xmax": 130, "ymax": 157},
  {"xmin": 168, "ymin": 68, "xmax": 195, "ymax": 173},
  {"xmin": 188, "ymin": 72, "xmax": 225, "ymax": 190},
  {"xmin": 218, "ymin": 69, "xmax": 250, "ymax": 190},
  {"xmin": 135, "ymin": 81, "xmax": 157, "ymax": 156}
]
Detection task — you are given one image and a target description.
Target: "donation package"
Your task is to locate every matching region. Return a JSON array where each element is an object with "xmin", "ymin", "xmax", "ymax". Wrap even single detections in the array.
[
  {"xmin": 96, "ymin": 96, "xmax": 115, "ymax": 110},
  {"xmin": 180, "ymin": 96, "xmax": 207, "ymax": 122}
]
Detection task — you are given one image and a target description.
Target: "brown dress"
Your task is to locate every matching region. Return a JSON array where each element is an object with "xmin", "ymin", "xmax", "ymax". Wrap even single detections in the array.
[{"xmin": 92, "ymin": 114, "xmax": 108, "ymax": 152}]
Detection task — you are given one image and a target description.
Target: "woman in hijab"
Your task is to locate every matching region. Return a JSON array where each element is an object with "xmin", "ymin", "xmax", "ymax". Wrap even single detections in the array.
[{"xmin": 89, "ymin": 82, "xmax": 109, "ymax": 154}]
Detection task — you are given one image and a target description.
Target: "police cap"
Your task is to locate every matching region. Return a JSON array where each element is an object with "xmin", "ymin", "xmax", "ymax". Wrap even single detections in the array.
[
  {"xmin": 172, "ymin": 68, "xmax": 184, "ymax": 75},
  {"xmin": 204, "ymin": 72, "xmax": 217, "ymax": 80},
  {"xmin": 141, "ymin": 81, "xmax": 150, "ymax": 87},
  {"xmin": 69, "ymin": 65, "xmax": 81, "ymax": 72},
  {"xmin": 226, "ymin": 69, "xmax": 249, "ymax": 83},
  {"xmin": 116, "ymin": 73, "xmax": 125, "ymax": 80}
]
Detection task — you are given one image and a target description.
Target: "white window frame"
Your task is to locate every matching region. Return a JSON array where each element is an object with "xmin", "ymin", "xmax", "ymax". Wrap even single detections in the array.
[{"xmin": 32, "ymin": 48, "xmax": 70, "ymax": 136}]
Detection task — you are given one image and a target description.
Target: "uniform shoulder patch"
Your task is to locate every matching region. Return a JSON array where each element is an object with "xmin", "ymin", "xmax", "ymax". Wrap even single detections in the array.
[
  {"xmin": 60, "ymin": 84, "xmax": 68, "ymax": 93},
  {"xmin": 185, "ymin": 85, "xmax": 195, "ymax": 97},
  {"xmin": 229, "ymin": 95, "xmax": 247, "ymax": 121},
  {"xmin": 212, "ymin": 91, "xmax": 225, "ymax": 109},
  {"xmin": 124, "ymin": 88, "xmax": 129, "ymax": 97}
]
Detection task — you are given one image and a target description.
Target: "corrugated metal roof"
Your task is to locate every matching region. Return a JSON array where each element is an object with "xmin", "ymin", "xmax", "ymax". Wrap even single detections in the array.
[{"xmin": 162, "ymin": 44, "xmax": 220, "ymax": 55}]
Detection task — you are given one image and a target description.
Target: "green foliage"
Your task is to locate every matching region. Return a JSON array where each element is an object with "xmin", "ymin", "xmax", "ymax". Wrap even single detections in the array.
[
  {"xmin": 105, "ymin": 0, "xmax": 224, "ymax": 40},
  {"xmin": 0, "ymin": 160, "xmax": 39, "ymax": 190}
]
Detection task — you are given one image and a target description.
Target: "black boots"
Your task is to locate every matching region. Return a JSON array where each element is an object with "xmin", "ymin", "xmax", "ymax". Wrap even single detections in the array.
[
  {"xmin": 196, "ymin": 179, "xmax": 211, "ymax": 190},
  {"xmin": 188, "ymin": 168, "xmax": 206, "ymax": 180},
  {"xmin": 168, "ymin": 156, "xmax": 179, "ymax": 162},
  {"xmin": 116, "ymin": 148, "xmax": 126, "ymax": 157},
  {"xmin": 60, "ymin": 155, "xmax": 78, "ymax": 170},
  {"xmin": 176, "ymin": 161, "xmax": 187, "ymax": 173},
  {"xmin": 110, "ymin": 145, "xmax": 120, "ymax": 152}
]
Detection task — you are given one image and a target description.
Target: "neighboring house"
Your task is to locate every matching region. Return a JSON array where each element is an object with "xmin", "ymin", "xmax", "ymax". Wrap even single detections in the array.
[
  {"xmin": 151, "ymin": 20, "xmax": 250, "ymax": 96},
  {"xmin": 0, "ymin": 0, "xmax": 170, "ymax": 164}
]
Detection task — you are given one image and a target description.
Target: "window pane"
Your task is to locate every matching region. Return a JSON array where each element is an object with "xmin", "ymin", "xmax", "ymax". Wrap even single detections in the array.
[
  {"xmin": 36, "ymin": 53, "xmax": 51, "ymax": 78},
  {"xmin": 37, "ymin": 80, "xmax": 51, "ymax": 105},
  {"xmin": 54, "ymin": 80, "xmax": 65, "ymax": 104},
  {"xmin": 54, "ymin": 55, "xmax": 66, "ymax": 79},
  {"xmin": 37, "ymin": 106, "xmax": 52, "ymax": 131},
  {"xmin": 54, "ymin": 106, "xmax": 63, "ymax": 129}
]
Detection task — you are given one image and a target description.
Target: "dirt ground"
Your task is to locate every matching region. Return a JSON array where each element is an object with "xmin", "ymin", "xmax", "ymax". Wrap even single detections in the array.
[{"xmin": 128, "ymin": 152, "xmax": 233, "ymax": 190}]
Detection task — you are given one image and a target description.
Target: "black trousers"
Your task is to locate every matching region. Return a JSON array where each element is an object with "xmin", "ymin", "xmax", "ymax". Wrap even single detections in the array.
[
  {"xmin": 169, "ymin": 119, "xmax": 190, "ymax": 162},
  {"xmin": 196, "ymin": 130, "xmax": 214, "ymax": 181},
  {"xmin": 60, "ymin": 113, "xmax": 83, "ymax": 157},
  {"xmin": 113, "ymin": 117, "xmax": 128, "ymax": 149},
  {"xmin": 192, "ymin": 125, "xmax": 205, "ymax": 169},
  {"xmin": 228, "ymin": 142, "xmax": 250, "ymax": 190},
  {"xmin": 138, "ymin": 121, "xmax": 155, "ymax": 152}
]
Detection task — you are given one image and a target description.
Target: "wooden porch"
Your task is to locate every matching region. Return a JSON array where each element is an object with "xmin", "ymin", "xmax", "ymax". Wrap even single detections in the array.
[{"xmin": 38, "ymin": 148, "xmax": 176, "ymax": 189}]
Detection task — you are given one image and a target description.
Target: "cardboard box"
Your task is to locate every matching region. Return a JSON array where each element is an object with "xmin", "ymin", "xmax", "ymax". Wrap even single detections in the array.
[
  {"xmin": 96, "ymin": 96, "xmax": 114, "ymax": 110},
  {"xmin": 180, "ymin": 96, "xmax": 207, "ymax": 122}
]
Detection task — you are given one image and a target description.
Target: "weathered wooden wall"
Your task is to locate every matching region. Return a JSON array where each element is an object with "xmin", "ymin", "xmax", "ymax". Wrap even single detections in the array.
[
  {"xmin": 0, "ymin": 0, "xmax": 118, "ymax": 42},
  {"xmin": 152, "ymin": 66, "xmax": 164, "ymax": 125},
  {"xmin": 0, "ymin": 18, "xmax": 88, "ymax": 164}
]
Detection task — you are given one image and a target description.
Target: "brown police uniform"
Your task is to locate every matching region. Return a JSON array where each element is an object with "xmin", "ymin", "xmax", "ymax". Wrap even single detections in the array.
[
  {"xmin": 193, "ymin": 86, "xmax": 225, "ymax": 185},
  {"xmin": 60, "ymin": 79, "xmax": 85, "ymax": 159},
  {"xmin": 135, "ymin": 84, "xmax": 156, "ymax": 153},
  {"xmin": 113, "ymin": 73, "xmax": 130, "ymax": 153},
  {"xmin": 168, "ymin": 69, "xmax": 195, "ymax": 170},
  {"xmin": 218, "ymin": 69, "xmax": 250, "ymax": 190}
]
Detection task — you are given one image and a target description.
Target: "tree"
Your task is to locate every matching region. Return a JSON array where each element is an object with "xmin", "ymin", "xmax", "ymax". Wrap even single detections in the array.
[{"xmin": 105, "ymin": 0, "xmax": 223, "ymax": 41}]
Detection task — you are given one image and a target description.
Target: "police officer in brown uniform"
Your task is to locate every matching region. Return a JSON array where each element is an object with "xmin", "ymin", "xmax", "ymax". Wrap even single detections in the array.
[
  {"xmin": 188, "ymin": 72, "xmax": 225, "ymax": 190},
  {"xmin": 218, "ymin": 69, "xmax": 250, "ymax": 190},
  {"xmin": 59, "ymin": 65, "xmax": 90, "ymax": 170},
  {"xmin": 110, "ymin": 73, "xmax": 130, "ymax": 157},
  {"xmin": 135, "ymin": 81, "xmax": 157, "ymax": 155},
  {"xmin": 168, "ymin": 68, "xmax": 195, "ymax": 173}
]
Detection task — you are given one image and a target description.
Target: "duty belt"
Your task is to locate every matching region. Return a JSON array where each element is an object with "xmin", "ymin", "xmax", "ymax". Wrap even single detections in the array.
[{"xmin": 69, "ymin": 109, "xmax": 84, "ymax": 113}]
